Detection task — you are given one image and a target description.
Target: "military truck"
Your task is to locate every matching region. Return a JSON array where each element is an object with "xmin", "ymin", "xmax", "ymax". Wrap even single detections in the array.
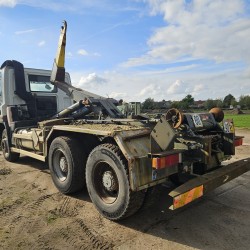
[{"xmin": 1, "ymin": 21, "xmax": 249, "ymax": 221}]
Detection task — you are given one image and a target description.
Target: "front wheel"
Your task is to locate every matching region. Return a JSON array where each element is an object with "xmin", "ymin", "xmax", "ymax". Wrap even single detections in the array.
[
  {"xmin": 1, "ymin": 129, "xmax": 20, "ymax": 162},
  {"xmin": 86, "ymin": 143, "xmax": 145, "ymax": 221},
  {"xmin": 48, "ymin": 136, "xmax": 86, "ymax": 194}
]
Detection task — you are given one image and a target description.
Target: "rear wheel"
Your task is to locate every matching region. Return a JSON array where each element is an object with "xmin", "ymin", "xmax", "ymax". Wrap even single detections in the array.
[
  {"xmin": 48, "ymin": 136, "xmax": 86, "ymax": 194},
  {"xmin": 86, "ymin": 143, "xmax": 145, "ymax": 221},
  {"xmin": 1, "ymin": 129, "xmax": 20, "ymax": 162}
]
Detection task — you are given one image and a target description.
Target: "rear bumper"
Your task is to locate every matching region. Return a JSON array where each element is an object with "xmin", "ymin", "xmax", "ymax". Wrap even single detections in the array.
[{"xmin": 169, "ymin": 158, "xmax": 250, "ymax": 210}]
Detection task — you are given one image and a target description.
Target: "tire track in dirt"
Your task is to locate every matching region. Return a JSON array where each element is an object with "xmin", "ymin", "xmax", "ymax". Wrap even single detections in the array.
[
  {"xmin": 0, "ymin": 158, "xmax": 115, "ymax": 249},
  {"xmin": 27, "ymin": 195, "xmax": 114, "ymax": 249},
  {"xmin": 27, "ymin": 194, "xmax": 54, "ymax": 211},
  {"xmin": 3, "ymin": 194, "xmax": 56, "ymax": 237},
  {"xmin": 35, "ymin": 233, "xmax": 54, "ymax": 250},
  {"xmin": 56, "ymin": 218, "xmax": 114, "ymax": 250},
  {"xmin": 41, "ymin": 194, "xmax": 113, "ymax": 249},
  {"xmin": 0, "ymin": 195, "xmax": 26, "ymax": 218},
  {"xmin": 57, "ymin": 196, "xmax": 79, "ymax": 217}
]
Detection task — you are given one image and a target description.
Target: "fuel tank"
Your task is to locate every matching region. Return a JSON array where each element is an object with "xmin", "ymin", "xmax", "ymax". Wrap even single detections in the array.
[{"xmin": 15, "ymin": 129, "xmax": 43, "ymax": 152}]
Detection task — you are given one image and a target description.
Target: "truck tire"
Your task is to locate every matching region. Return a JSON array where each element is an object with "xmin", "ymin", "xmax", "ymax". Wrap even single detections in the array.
[
  {"xmin": 48, "ymin": 136, "xmax": 86, "ymax": 194},
  {"xmin": 86, "ymin": 143, "xmax": 145, "ymax": 221},
  {"xmin": 1, "ymin": 129, "xmax": 20, "ymax": 162}
]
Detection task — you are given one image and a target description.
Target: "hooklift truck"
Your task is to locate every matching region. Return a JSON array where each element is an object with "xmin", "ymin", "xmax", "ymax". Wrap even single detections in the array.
[{"xmin": 1, "ymin": 21, "xmax": 249, "ymax": 220}]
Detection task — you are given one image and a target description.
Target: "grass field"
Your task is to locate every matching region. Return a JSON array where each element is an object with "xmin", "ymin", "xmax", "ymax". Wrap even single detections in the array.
[{"xmin": 224, "ymin": 114, "xmax": 250, "ymax": 129}]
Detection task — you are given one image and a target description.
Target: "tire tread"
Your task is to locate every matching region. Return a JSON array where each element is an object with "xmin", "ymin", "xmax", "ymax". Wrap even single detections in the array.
[
  {"xmin": 49, "ymin": 136, "xmax": 86, "ymax": 194},
  {"xmin": 86, "ymin": 143, "xmax": 145, "ymax": 220}
]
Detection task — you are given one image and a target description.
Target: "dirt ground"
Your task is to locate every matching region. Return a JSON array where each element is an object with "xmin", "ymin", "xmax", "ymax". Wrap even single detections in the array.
[{"xmin": 0, "ymin": 128, "xmax": 249, "ymax": 250}]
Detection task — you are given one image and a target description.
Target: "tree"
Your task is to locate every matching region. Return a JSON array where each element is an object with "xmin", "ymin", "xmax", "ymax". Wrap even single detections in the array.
[
  {"xmin": 205, "ymin": 99, "xmax": 217, "ymax": 110},
  {"xmin": 204, "ymin": 98, "xmax": 223, "ymax": 110},
  {"xmin": 179, "ymin": 94, "xmax": 194, "ymax": 110},
  {"xmin": 171, "ymin": 101, "xmax": 180, "ymax": 109},
  {"xmin": 216, "ymin": 99, "xmax": 223, "ymax": 108},
  {"xmin": 142, "ymin": 98, "xmax": 156, "ymax": 110},
  {"xmin": 239, "ymin": 95, "xmax": 250, "ymax": 109},
  {"xmin": 223, "ymin": 94, "xmax": 236, "ymax": 108}
]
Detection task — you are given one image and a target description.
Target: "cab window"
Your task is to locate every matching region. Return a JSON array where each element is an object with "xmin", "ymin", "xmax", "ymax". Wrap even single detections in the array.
[{"xmin": 29, "ymin": 75, "xmax": 57, "ymax": 93}]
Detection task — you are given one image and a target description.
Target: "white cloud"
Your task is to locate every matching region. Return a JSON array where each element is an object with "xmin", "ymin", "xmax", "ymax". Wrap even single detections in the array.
[
  {"xmin": 70, "ymin": 66, "xmax": 250, "ymax": 102},
  {"xmin": 15, "ymin": 29, "xmax": 36, "ymax": 35},
  {"xmin": 167, "ymin": 80, "xmax": 184, "ymax": 95},
  {"xmin": 76, "ymin": 73, "xmax": 107, "ymax": 90},
  {"xmin": 38, "ymin": 40, "xmax": 45, "ymax": 47},
  {"xmin": 192, "ymin": 84, "xmax": 204, "ymax": 93},
  {"xmin": 77, "ymin": 49, "xmax": 89, "ymax": 56},
  {"xmin": 124, "ymin": 0, "xmax": 250, "ymax": 66},
  {"xmin": 109, "ymin": 92, "xmax": 128, "ymax": 99},
  {"xmin": 138, "ymin": 84, "xmax": 162, "ymax": 98},
  {"xmin": 77, "ymin": 50, "xmax": 101, "ymax": 57},
  {"xmin": 191, "ymin": 84, "xmax": 205, "ymax": 97},
  {"xmin": 0, "ymin": 0, "xmax": 17, "ymax": 7},
  {"xmin": 135, "ymin": 64, "xmax": 198, "ymax": 76},
  {"xmin": 121, "ymin": 55, "xmax": 161, "ymax": 68}
]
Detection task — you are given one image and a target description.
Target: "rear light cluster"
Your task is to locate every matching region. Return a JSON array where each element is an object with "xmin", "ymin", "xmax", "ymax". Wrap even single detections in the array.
[{"xmin": 152, "ymin": 153, "xmax": 181, "ymax": 169}]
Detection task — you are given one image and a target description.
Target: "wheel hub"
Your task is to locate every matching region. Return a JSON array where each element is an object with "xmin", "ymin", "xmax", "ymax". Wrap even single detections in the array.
[
  {"xmin": 102, "ymin": 171, "xmax": 118, "ymax": 192},
  {"xmin": 59, "ymin": 157, "xmax": 68, "ymax": 173}
]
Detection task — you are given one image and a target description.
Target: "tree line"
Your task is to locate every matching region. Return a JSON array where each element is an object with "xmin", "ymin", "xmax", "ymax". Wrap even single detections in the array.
[{"xmin": 141, "ymin": 94, "xmax": 250, "ymax": 111}]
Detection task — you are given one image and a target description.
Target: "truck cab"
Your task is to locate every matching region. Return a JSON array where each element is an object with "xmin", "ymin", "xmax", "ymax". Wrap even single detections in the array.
[{"xmin": 0, "ymin": 60, "xmax": 73, "ymax": 137}]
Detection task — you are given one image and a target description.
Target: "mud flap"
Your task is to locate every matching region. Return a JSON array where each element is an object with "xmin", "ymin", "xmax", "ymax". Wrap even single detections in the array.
[{"xmin": 169, "ymin": 158, "xmax": 250, "ymax": 210}]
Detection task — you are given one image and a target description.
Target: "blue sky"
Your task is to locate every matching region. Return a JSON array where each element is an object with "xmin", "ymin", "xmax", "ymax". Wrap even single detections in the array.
[{"xmin": 0, "ymin": 0, "xmax": 249, "ymax": 102}]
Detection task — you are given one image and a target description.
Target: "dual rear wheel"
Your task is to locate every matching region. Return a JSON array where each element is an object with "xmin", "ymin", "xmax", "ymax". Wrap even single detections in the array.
[{"xmin": 49, "ymin": 139, "xmax": 145, "ymax": 220}]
